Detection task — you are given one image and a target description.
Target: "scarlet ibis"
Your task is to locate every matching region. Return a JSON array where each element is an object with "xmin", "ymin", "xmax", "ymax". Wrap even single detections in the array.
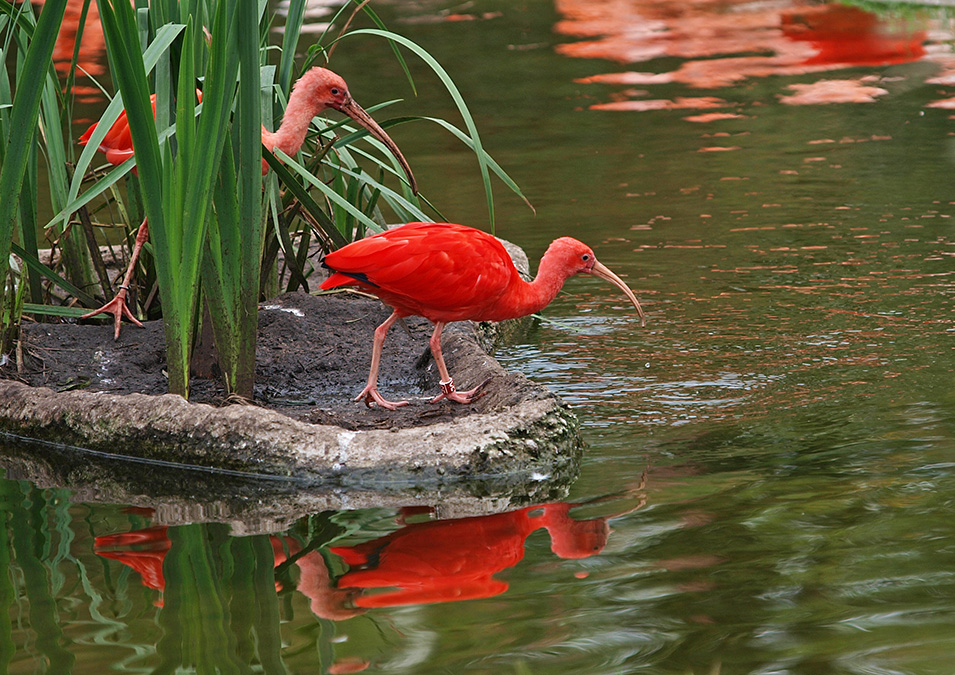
[
  {"xmin": 319, "ymin": 221, "xmax": 646, "ymax": 409},
  {"xmin": 79, "ymin": 67, "xmax": 417, "ymax": 338}
]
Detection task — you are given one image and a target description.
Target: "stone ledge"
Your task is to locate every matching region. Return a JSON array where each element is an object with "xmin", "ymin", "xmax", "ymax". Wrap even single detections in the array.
[{"xmin": 0, "ymin": 373, "xmax": 580, "ymax": 487}]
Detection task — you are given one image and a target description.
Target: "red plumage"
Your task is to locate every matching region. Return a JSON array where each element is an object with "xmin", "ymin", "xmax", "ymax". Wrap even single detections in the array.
[
  {"xmin": 321, "ymin": 222, "xmax": 522, "ymax": 323},
  {"xmin": 79, "ymin": 92, "xmax": 204, "ymax": 167}
]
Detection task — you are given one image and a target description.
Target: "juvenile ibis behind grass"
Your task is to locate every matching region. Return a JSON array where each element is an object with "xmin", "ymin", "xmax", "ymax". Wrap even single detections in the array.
[{"xmin": 79, "ymin": 67, "xmax": 417, "ymax": 338}]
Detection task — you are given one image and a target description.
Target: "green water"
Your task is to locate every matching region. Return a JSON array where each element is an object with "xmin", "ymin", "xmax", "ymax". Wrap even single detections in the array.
[{"xmin": 5, "ymin": 1, "xmax": 955, "ymax": 673}]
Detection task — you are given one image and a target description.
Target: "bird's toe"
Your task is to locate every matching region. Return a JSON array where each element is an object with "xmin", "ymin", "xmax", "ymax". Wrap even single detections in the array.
[
  {"xmin": 355, "ymin": 387, "xmax": 409, "ymax": 410},
  {"xmin": 80, "ymin": 291, "xmax": 144, "ymax": 341},
  {"xmin": 430, "ymin": 378, "xmax": 492, "ymax": 405}
]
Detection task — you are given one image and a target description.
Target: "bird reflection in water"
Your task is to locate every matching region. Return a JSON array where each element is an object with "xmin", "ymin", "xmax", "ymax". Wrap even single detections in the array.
[
  {"xmin": 780, "ymin": 4, "xmax": 925, "ymax": 67},
  {"xmin": 94, "ymin": 480, "xmax": 643, "ymax": 675},
  {"xmin": 94, "ymin": 476, "xmax": 646, "ymax": 614},
  {"xmin": 330, "ymin": 500, "xmax": 628, "ymax": 608}
]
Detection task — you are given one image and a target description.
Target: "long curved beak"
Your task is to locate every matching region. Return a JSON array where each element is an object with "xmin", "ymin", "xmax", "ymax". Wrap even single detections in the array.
[
  {"xmin": 589, "ymin": 260, "xmax": 647, "ymax": 327},
  {"xmin": 337, "ymin": 97, "xmax": 418, "ymax": 195}
]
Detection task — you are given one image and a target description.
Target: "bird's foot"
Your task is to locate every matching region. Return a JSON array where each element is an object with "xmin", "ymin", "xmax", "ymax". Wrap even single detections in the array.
[
  {"xmin": 429, "ymin": 377, "xmax": 492, "ymax": 405},
  {"xmin": 354, "ymin": 385, "xmax": 409, "ymax": 410},
  {"xmin": 80, "ymin": 287, "xmax": 144, "ymax": 341}
]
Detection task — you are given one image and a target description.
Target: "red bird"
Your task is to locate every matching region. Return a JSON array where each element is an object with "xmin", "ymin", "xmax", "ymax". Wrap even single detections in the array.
[
  {"xmin": 320, "ymin": 221, "xmax": 646, "ymax": 409},
  {"xmin": 79, "ymin": 68, "xmax": 416, "ymax": 338},
  {"xmin": 78, "ymin": 90, "xmax": 202, "ymax": 335}
]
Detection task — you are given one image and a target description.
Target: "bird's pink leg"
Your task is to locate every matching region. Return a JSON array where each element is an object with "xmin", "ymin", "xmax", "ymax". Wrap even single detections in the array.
[
  {"xmin": 81, "ymin": 219, "xmax": 148, "ymax": 340},
  {"xmin": 428, "ymin": 322, "xmax": 490, "ymax": 405},
  {"xmin": 354, "ymin": 310, "xmax": 409, "ymax": 410}
]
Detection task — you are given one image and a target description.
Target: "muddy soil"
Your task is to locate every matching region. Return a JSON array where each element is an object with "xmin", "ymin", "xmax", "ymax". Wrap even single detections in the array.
[{"xmin": 5, "ymin": 291, "xmax": 552, "ymax": 431}]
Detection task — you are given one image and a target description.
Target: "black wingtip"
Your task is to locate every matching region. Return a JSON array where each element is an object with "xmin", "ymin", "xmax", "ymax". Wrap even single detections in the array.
[{"xmin": 320, "ymin": 258, "xmax": 379, "ymax": 288}]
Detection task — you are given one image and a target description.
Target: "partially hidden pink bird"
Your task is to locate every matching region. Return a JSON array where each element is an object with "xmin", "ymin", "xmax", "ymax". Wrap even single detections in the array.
[
  {"xmin": 319, "ymin": 222, "xmax": 646, "ymax": 410},
  {"xmin": 79, "ymin": 67, "xmax": 417, "ymax": 339}
]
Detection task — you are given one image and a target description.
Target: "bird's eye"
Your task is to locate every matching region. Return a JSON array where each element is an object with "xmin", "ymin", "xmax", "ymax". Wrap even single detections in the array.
[
  {"xmin": 581, "ymin": 254, "xmax": 591, "ymax": 261},
  {"xmin": 330, "ymin": 87, "xmax": 341, "ymax": 96}
]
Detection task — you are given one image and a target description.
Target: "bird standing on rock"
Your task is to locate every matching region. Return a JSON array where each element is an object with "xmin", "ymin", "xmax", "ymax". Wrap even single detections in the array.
[
  {"xmin": 319, "ymin": 222, "xmax": 647, "ymax": 410},
  {"xmin": 79, "ymin": 67, "xmax": 417, "ymax": 338}
]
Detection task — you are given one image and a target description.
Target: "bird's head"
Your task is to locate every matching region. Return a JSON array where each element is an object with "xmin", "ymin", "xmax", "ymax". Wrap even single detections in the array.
[
  {"xmin": 295, "ymin": 67, "xmax": 418, "ymax": 194},
  {"xmin": 548, "ymin": 237, "xmax": 600, "ymax": 276},
  {"xmin": 296, "ymin": 67, "xmax": 353, "ymax": 112},
  {"xmin": 548, "ymin": 237, "xmax": 647, "ymax": 326}
]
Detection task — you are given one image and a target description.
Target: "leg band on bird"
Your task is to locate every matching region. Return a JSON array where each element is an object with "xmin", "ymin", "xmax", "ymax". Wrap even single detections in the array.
[{"xmin": 439, "ymin": 378, "xmax": 456, "ymax": 396}]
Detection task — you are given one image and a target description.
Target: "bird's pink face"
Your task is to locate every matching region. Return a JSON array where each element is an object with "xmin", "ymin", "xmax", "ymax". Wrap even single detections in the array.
[
  {"xmin": 556, "ymin": 238, "xmax": 647, "ymax": 326},
  {"xmin": 293, "ymin": 68, "xmax": 354, "ymax": 113},
  {"xmin": 553, "ymin": 238, "xmax": 599, "ymax": 275},
  {"xmin": 317, "ymin": 76, "xmax": 352, "ymax": 112}
]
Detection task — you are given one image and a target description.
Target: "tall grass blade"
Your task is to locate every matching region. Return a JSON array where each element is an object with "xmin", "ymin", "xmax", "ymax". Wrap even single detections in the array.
[
  {"xmin": 38, "ymin": 34, "xmax": 98, "ymax": 299},
  {"xmin": 232, "ymin": 0, "xmax": 264, "ymax": 397},
  {"xmin": 248, "ymin": 535, "xmax": 288, "ymax": 674},
  {"xmin": 263, "ymin": 150, "xmax": 349, "ymax": 249},
  {"xmin": 8, "ymin": 485, "xmax": 75, "ymax": 672},
  {"xmin": 65, "ymin": 23, "xmax": 186, "ymax": 232},
  {"xmin": 16, "ymin": 146, "xmax": 43, "ymax": 304},
  {"xmin": 10, "ymin": 242, "xmax": 98, "ymax": 306},
  {"xmin": 417, "ymin": 115, "xmax": 534, "ymax": 213},
  {"xmin": 0, "ymin": 484, "xmax": 14, "ymax": 674},
  {"xmin": 0, "ymin": 0, "xmax": 68, "ymax": 339},
  {"xmin": 98, "ymin": 0, "xmax": 181, "ymax": 387},
  {"xmin": 159, "ymin": 524, "xmax": 245, "ymax": 672},
  {"xmin": 277, "ymin": 0, "xmax": 307, "ymax": 94},
  {"xmin": 275, "ymin": 148, "xmax": 384, "ymax": 236},
  {"xmin": 345, "ymin": 28, "xmax": 496, "ymax": 229}
]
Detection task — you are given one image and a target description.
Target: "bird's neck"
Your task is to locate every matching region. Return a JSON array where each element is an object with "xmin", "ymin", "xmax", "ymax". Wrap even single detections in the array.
[
  {"xmin": 497, "ymin": 254, "xmax": 569, "ymax": 321},
  {"xmin": 261, "ymin": 93, "xmax": 320, "ymax": 157}
]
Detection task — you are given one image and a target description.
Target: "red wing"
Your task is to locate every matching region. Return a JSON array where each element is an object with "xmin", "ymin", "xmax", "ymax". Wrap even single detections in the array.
[{"xmin": 321, "ymin": 223, "xmax": 517, "ymax": 318}]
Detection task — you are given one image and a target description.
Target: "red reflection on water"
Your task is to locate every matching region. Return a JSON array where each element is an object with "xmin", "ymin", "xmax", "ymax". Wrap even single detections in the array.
[
  {"xmin": 926, "ymin": 97, "xmax": 955, "ymax": 109},
  {"xmin": 781, "ymin": 5, "xmax": 924, "ymax": 66},
  {"xmin": 94, "ymin": 526, "xmax": 358, "ymax": 618},
  {"xmin": 685, "ymin": 112, "xmax": 746, "ymax": 123},
  {"xmin": 94, "ymin": 526, "xmax": 170, "ymax": 606},
  {"xmin": 398, "ymin": 10, "xmax": 502, "ymax": 25},
  {"xmin": 554, "ymin": 0, "xmax": 935, "ymax": 110},
  {"xmin": 94, "ymin": 491, "xmax": 646, "ymax": 616},
  {"xmin": 330, "ymin": 502, "xmax": 611, "ymax": 608},
  {"xmin": 591, "ymin": 96, "xmax": 730, "ymax": 112},
  {"xmin": 779, "ymin": 78, "xmax": 889, "ymax": 105},
  {"xmin": 271, "ymin": 537, "xmax": 364, "ymax": 621},
  {"xmin": 327, "ymin": 659, "xmax": 372, "ymax": 675},
  {"xmin": 37, "ymin": 0, "xmax": 107, "ymax": 107}
]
